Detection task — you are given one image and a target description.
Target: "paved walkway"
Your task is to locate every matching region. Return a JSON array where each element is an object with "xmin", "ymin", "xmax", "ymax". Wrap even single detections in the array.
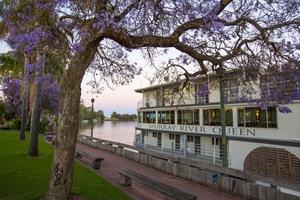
[{"xmin": 75, "ymin": 142, "xmax": 244, "ymax": 200}]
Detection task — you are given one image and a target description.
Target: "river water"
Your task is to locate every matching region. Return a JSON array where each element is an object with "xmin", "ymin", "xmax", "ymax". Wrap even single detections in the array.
[{"xmin": 79, "ymin": 121, "xmax": 136, "ymax": 145}]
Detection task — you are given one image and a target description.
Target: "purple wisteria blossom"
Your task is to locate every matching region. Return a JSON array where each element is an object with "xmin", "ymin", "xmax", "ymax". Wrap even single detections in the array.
[
  {"xmin": 278, "ymin": 106, "xmax": 292, "ymax": 113},
  {"xmin": 1, "ymin": 74, "xmax": 60, "ymax": 117},
  {"xmin": 196, "ymin": 83, "xmax": 210, "ymax": 99},
  {"xmin": 2, "ymin": 76, "xmax": 22, "ymax": 116}
]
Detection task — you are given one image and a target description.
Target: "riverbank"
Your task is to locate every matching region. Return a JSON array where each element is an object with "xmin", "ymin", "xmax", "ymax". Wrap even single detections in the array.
[
  {"xmin": 78, "ymin": 134, "xmax": 300, "ymax": 200},
  {"xmin": 76, "ymin": 135, "xmax": 244, "ymax": 200}
]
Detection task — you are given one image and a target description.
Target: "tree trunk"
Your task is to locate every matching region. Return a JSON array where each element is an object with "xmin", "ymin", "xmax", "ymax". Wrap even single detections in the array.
[
  {"xmin": 19, "ymin": 54, "xmax": 30, "ymax": 141},
  {"xmin": 46, "ymin": 81, "xmax": 81, "ymax": 199},
  {"xmin": 45, "ymin": 42, "xmax": 98, "ymax": 199},
  {"xmin": 28, "ymin": 50, "xmax": 44, "ymax": 156}
]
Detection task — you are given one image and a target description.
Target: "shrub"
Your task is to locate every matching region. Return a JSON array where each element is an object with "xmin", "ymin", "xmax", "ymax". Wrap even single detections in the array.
[
  {"xmin": 39, "ymin": 119, "xmax": 49, "ymax": 134},
  {"xmin": 11, "ymin": 118, "xmax": 21, "ymax": 130},
  {"xmin": 11, "ymin": 118, "xmax": 49, "ymax": 134},
  {"xmin": 0, "ymin": 126, "xmax": 11, "ymax": 130}
]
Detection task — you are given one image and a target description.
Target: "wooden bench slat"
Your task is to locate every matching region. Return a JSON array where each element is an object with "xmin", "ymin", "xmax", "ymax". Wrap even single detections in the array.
[
  {"xmin": 120, "ymin": 169, "xmax": 197, "ymax": 200},
  {"xmin": 76, "ymin": 149, "xmax": 104, "ymax": 169}
]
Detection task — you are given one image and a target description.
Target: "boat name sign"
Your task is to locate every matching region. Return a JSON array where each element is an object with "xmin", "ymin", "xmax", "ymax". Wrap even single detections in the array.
[{"xmin": 148, "ymin": 124, "xmax": 256, "ymax": 137}]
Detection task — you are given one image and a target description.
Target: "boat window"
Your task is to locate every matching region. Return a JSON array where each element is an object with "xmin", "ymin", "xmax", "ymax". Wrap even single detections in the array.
[
  {"xmin": 224, "ymin": 77, "xmax": 239, "ymax": 102},
  {"xmin": 138, "ymin": 111, "xmax": 142, "ymax": 123},
  {"xmin": 143, "ymin": 111, "xmax": 156, "ymax": 123},
  {"xmin": 194, "ymin": 82, "xmax": 209, "ymax": 104},
  {"xmin": 169, "ymin": 134, "xmax": 175, "ymax": 140},
  {"xmin": 177, "ymin": 109, "xmax": 200, "ymax": 125},
  {"xmin": 157, "ymin": 110, "xmax": 175, "ymax": 124},
  {"xmin": 187, "ymin": 135, "xmax": 194, "ymax": 142},
  {"xmin": 203, "ymin": 108, "xmax": 233, "ymax": 126},
  {"xmin": 238, "ymin": 107, "xmax": 277, "ymax": 128}
]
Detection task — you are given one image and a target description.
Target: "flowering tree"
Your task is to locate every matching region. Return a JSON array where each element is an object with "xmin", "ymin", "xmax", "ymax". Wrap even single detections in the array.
[
  {"xmin": 1, "ymin": 0, "xmax": 299, "ymax": 199},
  {"xmin": 1, "ymin": 73, "xmax": 60, "ymax": 117},
  {"xmin": 0, "ymin": 51, "xmax": 64, "ymax": 140},
  {"xmin": 2, "ymin": 75, "xmax": 22, "ymax": 116}
]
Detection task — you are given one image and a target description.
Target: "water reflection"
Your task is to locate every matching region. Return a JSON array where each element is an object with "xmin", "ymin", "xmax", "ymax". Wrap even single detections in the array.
[{"xmin": 79, "ymin": 121, "xmax": 136, "ymax": 145}]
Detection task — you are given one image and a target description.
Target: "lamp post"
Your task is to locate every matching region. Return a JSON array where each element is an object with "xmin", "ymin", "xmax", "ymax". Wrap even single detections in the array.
[
  {"xmin": 91, "ymin": 98, "xmax": 95, "ymax": 138},
  {"xmin": 216, "ymin": 66, "xmax": 228, "ymax": 167}
]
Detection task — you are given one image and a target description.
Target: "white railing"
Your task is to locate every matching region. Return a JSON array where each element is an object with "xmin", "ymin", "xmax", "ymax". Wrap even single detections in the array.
[
  {"xmin": 134, "ymin": 135, "xmax": 227, "ymax": 165},
  {"xmin": 137, "ymin": 99, "xmax": 143, "ymax": 109}
]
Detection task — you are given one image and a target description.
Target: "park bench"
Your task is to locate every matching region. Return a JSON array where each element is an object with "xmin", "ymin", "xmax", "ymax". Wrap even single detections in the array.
[
  {"xmin": 44, "ymin": 131, "xmax": 57, "ymax": 145},
  {"xmin": 44, "ymin": 134, "xmax": 56, "ymax": 145},
  {"xmin": 119, "ymin": 169, "xmax": 197, "ymax": 200},
  {"xmin": 75, "ymin": 149, "xmax": 104, "ymax": 169},
  {"xmin": 45, "ymin": 135, "xmax": 53, "ymax": 141}
]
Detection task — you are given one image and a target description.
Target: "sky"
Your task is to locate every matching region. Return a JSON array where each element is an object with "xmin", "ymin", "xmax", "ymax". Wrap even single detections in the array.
[
  {"xmin": 81, "ymin": 50, "xmax": 164, "ymax": 117},
  {"xmin": 81, "ymin": 67, "xmax": 149, "ymax": 117},
  {"xmin": 0, "ymin": 41, "xmax": 162, "ymax": 117}
]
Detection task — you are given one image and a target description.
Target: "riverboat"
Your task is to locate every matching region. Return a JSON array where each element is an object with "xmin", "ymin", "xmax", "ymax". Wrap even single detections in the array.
[{"xmin": 133, "ymin": 69, "xmax": 300, "ymax": 183}]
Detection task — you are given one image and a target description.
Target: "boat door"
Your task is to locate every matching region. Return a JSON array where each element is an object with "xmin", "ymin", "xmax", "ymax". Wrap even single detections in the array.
[
  {"xmin": 195, "ymin": 136, "xmax": 201, "ymax": 155},
  {"xmin": 157, "ymin": 132, "xmax": 162, "ymax": 147},
  {"xmin": 175, "ymin": 134, "xmax": 180, "ymax": 150}
]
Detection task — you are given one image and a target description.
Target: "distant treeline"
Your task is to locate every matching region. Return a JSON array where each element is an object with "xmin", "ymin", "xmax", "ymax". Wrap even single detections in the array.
[{"xmin": 110, "ymin": 111, "xmax": 137, "ymax": 121}]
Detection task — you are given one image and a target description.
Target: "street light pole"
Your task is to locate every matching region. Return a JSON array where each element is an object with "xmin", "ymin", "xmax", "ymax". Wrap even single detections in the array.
[
  {"xmin": 91, "ymin": 98, "xmax": 95, "ymax": 138},
  {"xmin": 216, "ymin": 66, "xmax": 228, "ymax": 167}
]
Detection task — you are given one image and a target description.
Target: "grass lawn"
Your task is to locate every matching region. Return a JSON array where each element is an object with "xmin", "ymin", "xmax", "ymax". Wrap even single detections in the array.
[{"xmin": 0, "ymin": 130, "xmax": 131, "ymax": 200}]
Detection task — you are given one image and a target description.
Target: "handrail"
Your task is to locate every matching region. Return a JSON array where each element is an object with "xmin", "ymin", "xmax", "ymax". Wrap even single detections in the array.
[
  {"xmin": 77, "ymin": 134, "xmax": 141, "ymax": 151},
  {"xmin": 77, "ymin": 133, "xmax": 245, "ymax": 179}
]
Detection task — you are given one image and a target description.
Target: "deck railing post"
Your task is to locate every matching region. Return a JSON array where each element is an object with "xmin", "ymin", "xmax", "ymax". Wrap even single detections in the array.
[{"xmin": 216, "ymin": 66, "xmax": 228, "ymax": 167}]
